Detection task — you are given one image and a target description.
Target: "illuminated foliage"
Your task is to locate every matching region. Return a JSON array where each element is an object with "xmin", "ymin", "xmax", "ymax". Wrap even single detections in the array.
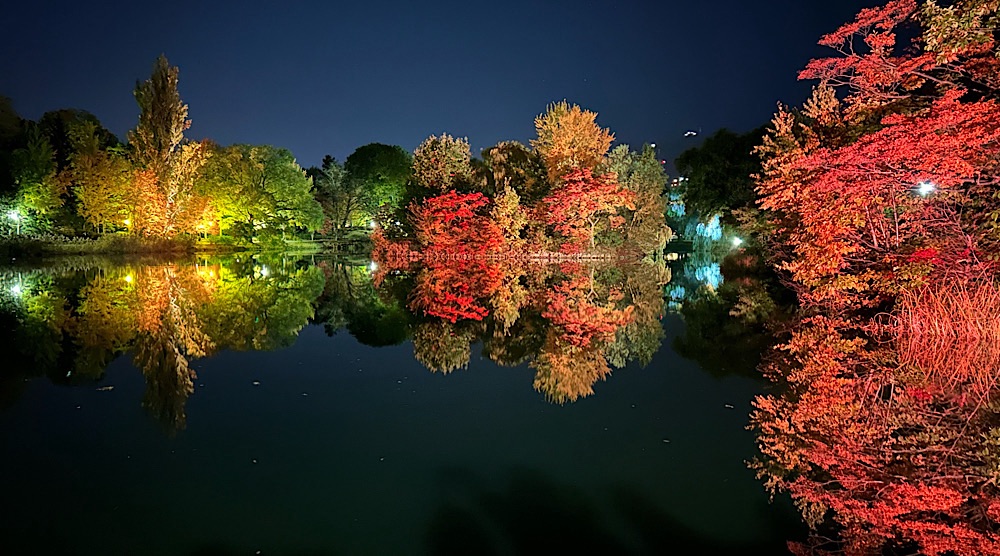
[
  {"xmin": 412, "ymin": 133, "xmax": 473, "ymax": 192},
  {"xmin": 606, "ymin": 144, "xmax": 673, "ymax": 252},
  {"xmin": 542, "ymin": 273, "xmax": 634, "ymax": 350},
  {"xmin": 64, "ymin": 121, "xmax": 131, "ymax": 233},
  {"xmin": 409, "ymin": 190, "xmax": 505, "ymax": 254},
  {"xmin": 752, "ymin": 2, "xmax": 1000, "ymax": 554},
  {"xmin": 128, "ymin": 55, "xmax": 189, "ymax": 178},
  {"xmin": 11, "ymin": 127, "xmax": 64, "ymax": 224},
  {"xmin": 123, "ymin": 56, "xmax": 215, "ymax": 238},
  {"xmin": 199, "ymin": 144, "xmax": 323, "ymax": 242},
  {"xmin": 532, "ymin": 330, "xmax": 610, "ymax": 404},
  {"xmin": 128, "ymin": 141, "xmax": 211, "ymax": 237},
  {"xmin": 604, "ymin": 259, "xmax": 670, "ymax": 368},
  {"xmin": 412, "ymin": 321, "xmax": 472, "ymax": 374},
  {"xmin": 200, "ymin": 263, "xmax": 324, "ymax": 351},
  {"xmin": 344, "ymin": 143, "xmax": 412, "ymax": 222},
  {"xmin": 539, "ymin": 168, "xmax": 635, "ymax": 252},
  {"xmin": 532, "ymin": 101, "xmax": 614, "ymax": 183},
  {"xmin": 490, "ymin": 186, "xmax": 528, "ymax": 251},
  {"xmin": 0, "ymin": 259, "xmax": 325, "ymax": 431}
]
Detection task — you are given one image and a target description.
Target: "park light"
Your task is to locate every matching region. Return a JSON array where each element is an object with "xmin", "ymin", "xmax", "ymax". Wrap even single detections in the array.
[
  {"xmin": 7, "ymin": 210, "xmax": 21, "ymax": 235},
  {"xmin": 732, "ymin": 237, "xmax": 743, "ymax": 247},
  {"xmin": 369, "ymin": 261, "xmax": 378, "ymax": 272},
  {"xmin": 916, "ymin": 181, "xmax": 936, "ymax": 196},
  {"xmin": 369, "ymin": 220, "xmax": 377, "ymax": 229},
  {"xmin": 10, "ymin": 284, "xmax": 22, "ymax": 296},
  {"xmin": 123, "ymin": 218, "xmax": 131, "ymax": 227},
  {"xmin": 259, "ymin": 265, "xmax": 270, "ymax": 278},
  {"xmin": 650, "ymin": 143, "xmax": 656, "ymax": 148}
]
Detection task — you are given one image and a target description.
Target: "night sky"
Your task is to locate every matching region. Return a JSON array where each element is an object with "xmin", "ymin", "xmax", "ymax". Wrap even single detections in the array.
[{"xmin": 2, "ymin": 0, "xmax": 877, "ymax": 170}]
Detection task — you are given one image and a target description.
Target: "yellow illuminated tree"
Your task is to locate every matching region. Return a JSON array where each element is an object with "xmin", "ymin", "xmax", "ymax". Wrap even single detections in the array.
[{"xmin": 531, "ymin": 101, "xmax": 614, "ymax": 183}]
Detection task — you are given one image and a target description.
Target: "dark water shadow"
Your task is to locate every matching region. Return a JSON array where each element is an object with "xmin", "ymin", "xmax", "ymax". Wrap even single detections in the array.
[
  {"xmin": 424, "ymin": 466, "xmax": 796, "ymax": 556},
  {"xmin": 189, "ymin": 547, "xmax": 338, "ymax": 556}
]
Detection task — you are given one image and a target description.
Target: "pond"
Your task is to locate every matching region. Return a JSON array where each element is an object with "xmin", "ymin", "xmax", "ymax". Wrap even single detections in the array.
[{"xmin": 0, "ymin": 254, "xmax": 803, "ymax": 555}]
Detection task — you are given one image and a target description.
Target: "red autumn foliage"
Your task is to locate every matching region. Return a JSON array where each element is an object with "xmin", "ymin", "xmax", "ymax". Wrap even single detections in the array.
[
  {"xmin": 542, "ymin": 276, "xmax": 633, "ymax": 349},
  {"xmin": 753, "ymin": 2, "xmax": 1000, "ymax": 554},
  {"xmin": 410, "ymin": 190, "xmax": 505, "ymax": 256},
  {"xmin": 759, "ymin": 90, "xmax": 1000, "ymax": 305},
  {"xmin": 539, "ymin": 168, "xmax": 634, "ymax": 253},
  {"xmin": 410, "ymin": 259, "xmax": 503, "ymax": 323}
]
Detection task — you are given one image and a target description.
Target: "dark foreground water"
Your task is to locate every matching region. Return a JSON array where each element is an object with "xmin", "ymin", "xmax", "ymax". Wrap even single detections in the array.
[{"xmin": 0, "ymin": 254, "xmax": 802, "ymax": 555}]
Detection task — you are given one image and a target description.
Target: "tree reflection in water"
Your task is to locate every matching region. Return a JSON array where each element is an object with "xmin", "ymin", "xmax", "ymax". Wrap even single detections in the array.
[
  {"xmin": 0, "ymin": 254, "xmax": 671, "ymax": 431},
  {"xmin": 381, "ymin": 257, "xmax": 671, "ymax": 404},
  {"xmin": 0, "ymin": 258, "xmax": 324, "ymax": 431}
]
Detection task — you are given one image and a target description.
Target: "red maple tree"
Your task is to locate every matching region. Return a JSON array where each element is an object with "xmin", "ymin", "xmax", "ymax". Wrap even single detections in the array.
[
  {"xmin": 752, "ymin": 2, "xmax": 1000, "ymax": 554},
  {"xmin": 539, "ymin": 168, "xmax": 635, "ymax": 253}
]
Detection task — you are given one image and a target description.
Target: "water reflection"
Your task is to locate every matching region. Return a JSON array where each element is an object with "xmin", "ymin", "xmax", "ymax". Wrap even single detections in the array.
[
  {"xmin": 0, "ymin": 257, "xmax": 323, "ymax": 430},
  {"xmin": 378, "ymin": 258, "xmax": 670, "ymax": 403},
  {"xmin": 0, "ymin": 255, "xmax": 678, "ymax": 426}
]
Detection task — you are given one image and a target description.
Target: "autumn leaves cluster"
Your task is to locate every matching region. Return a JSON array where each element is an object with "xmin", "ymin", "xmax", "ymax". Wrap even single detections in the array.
[
  {"xmin": 748, "ymin": 1, "xmax": 1000, "ymax": 554},
  {"xmin": 376, "ymin": 101, "xmax": 670, "ymax": 263},
  {"xmin": 367, "ymin": 102, "xmax": 672, "ymax": 403}
]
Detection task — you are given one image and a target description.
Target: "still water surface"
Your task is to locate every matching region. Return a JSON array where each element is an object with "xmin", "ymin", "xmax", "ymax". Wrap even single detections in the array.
[{"xmin": 0, "ymin": 254, "xmax": 801, "ymax": 555}]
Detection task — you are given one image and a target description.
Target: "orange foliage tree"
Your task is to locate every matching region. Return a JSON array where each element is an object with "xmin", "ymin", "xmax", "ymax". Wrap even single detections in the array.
[
  {"xmin": 532, "ymin": 100, "xmax": 615, "ymax": 184},
  {"xmin": 529, "ymin": 270, "xmax": 634, "ymax": 403}
]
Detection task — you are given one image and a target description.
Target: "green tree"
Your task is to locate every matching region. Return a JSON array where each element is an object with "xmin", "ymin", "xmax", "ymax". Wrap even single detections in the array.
[
  {"xmin": 201, "ymin": 144, "xmax": 323, "ymax": 242},
  {"xmin": 39, "ymin": 109, "xmax": 119, "ymax": 172},
  {"xmin": 309, "ymin": 155, "xmax": 361, "ymax": 234},
  {"xmin": 10, "ymin": 126, "xmax": 64, "ymax": 228},
  {"xmin": 674, "ymin": 127, "xmax": 765, "ymax": 223},
  {"xmin": 344, "ymin": 143, "xmax": 412, "ymax": 221},
  {"xmin": 0, "ymin": 95, "xmax": 23, "ymax": 196},
  {"xmin": 606, "ymin": 144, "xmax": 672, "ymax": 252}
]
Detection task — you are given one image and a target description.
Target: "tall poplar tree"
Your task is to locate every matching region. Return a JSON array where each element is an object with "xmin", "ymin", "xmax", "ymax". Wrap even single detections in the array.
[
  {"xmin": 129, "ymin": 55, "xmax": 188, "ymax": 177},
  {"xmin": 127, "ymin": 55, "xmax": 207, "ymax": 236}
]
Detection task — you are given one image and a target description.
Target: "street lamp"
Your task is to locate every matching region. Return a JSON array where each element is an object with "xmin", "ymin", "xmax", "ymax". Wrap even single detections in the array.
[
  {"xmin": 7, "ymin": 210, "xmax": 20, "ymax": 235},
  {"xmin": 916, "ymin": 181, "xmax": 936, "ymax": 196}
]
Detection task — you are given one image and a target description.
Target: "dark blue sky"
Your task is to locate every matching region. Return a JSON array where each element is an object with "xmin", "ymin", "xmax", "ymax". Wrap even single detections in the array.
[{"xmin": 1, "ymin": 0, "xmax": 876, "ymax": 169}]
